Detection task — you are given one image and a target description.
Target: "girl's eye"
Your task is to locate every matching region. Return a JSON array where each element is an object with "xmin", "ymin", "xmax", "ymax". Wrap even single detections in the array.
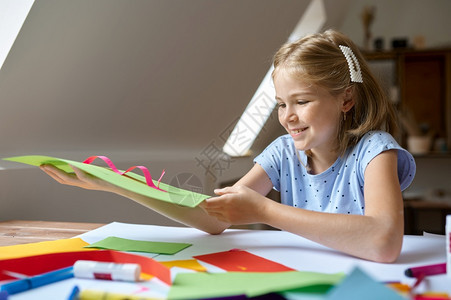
[
  {"xmin": 297, "ymin": 100, "xmax": 308, "ymax": 105},
  {"xmin": 277, "ymin": 103, "xmax": 286, "ymax": 109}
]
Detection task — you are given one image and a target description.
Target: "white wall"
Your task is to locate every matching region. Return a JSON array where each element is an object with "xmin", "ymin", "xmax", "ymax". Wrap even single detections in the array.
[{"xmin": 0, "ymin": 0, "xmax": 307, "ymax": 224}]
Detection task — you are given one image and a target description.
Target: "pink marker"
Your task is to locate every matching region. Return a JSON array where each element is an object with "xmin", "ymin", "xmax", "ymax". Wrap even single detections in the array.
[
  {"xmin": 404, "ymin": 263, "xmax": 446, "ymax": 278},
  {"xmin": 447, "ymin": 215, "xmax": 451, "ymax": 278}
]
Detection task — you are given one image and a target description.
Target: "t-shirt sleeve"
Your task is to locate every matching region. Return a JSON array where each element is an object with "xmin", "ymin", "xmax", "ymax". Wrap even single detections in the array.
[
  {"xmin": 253, "ymin": 137, "xmax": 284, "ymax": 191},
  {"xmin": 357, "ymin": 131, "xmax": 416, "ymax": 191}
]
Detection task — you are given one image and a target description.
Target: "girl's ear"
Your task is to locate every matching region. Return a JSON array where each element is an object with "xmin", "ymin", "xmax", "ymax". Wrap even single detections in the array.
[{"xmin": 341, "ymin": 86, "xmax": 355, "ymax": 113}]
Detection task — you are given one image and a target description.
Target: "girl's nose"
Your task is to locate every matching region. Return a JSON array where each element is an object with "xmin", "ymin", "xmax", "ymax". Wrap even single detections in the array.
[{"xmin": 284, "ymin": 106, "xmax": 298, "ymax": 123}]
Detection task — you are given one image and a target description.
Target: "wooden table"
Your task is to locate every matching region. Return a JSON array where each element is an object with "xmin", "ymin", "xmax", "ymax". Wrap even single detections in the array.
[{"xmin": 0, "ymin": 220, "xmax": 104, "ymax": 246}]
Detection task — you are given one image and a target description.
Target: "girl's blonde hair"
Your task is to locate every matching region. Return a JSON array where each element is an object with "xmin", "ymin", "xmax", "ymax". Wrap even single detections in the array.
[{"xmin": 272, "ymin": 29, "xmax": 398, "ymax": 156}]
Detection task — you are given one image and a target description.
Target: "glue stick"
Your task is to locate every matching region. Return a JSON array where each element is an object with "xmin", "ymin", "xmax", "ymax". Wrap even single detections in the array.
[
  {"xmin": 73, "ymin": 260, "xmax": 141, "ymax": 282},
  {"xmin": 447, "ymin": 215, "xmax": 451, "ymax": 277}
]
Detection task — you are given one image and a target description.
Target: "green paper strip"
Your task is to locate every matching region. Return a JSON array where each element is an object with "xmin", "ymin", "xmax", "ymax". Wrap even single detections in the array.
[
  {"xmin": 3, "ymin": 155, "xmax": 210, "ymax": 207},
  {"xmin": 168, "ymin": 271, "xmax": 344, "ymax": 299},
  {"xmin": 85, "ymin": 236, "xmax": 191, "ymax": 255}
]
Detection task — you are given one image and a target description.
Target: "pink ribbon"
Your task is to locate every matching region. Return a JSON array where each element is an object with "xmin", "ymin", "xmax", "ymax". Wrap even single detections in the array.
[{"xmin": 83, "ymin": 155, "xmax": 166, "ymax": 192}]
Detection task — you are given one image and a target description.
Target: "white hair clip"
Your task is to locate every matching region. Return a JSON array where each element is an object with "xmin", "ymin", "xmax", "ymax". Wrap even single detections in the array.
[{"xmin": 339, "ymin": 45, "xmax": 363, "ymax": 83}]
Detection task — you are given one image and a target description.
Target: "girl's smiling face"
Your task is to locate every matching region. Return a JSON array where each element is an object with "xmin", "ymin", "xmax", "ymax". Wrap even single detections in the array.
[{"xmin": 274, "ymin": 68, "xmax": 345, "ymax": 156}]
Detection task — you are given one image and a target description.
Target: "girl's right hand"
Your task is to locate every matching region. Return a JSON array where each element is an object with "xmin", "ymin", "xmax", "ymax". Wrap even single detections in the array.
[{"xmin": 40, "ymin": 164, "xmax": 117, "ymax": 192}]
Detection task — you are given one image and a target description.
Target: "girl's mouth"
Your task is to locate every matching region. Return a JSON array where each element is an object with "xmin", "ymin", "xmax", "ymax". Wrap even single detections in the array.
[{"xmin": 290, "ymin": 127, "xmax": 308, "ymax": 135}]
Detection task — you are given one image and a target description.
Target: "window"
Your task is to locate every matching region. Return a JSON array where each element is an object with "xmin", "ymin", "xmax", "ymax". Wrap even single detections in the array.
[
  {"xmin": 0, "ymin": 0, "xmax": 35, "ymax": 70},
  {"xmin": 222, "ymin": 0, "xmax": 326, "ymax": 157}
]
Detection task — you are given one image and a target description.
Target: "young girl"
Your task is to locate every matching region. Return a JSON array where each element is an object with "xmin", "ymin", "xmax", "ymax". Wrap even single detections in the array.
[{"xmin": 41, "ymin": 29, "xmax": 415, "ymax": 263}]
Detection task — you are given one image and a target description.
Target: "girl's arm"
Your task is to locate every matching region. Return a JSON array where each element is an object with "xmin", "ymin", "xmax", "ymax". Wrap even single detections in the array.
[
  {"xmin": 40, "ymin": 165, "xmax": 230, "ymax": 235},
  {"xmin": 203, "ymin": 149, "xmax": 404, "ymax": 263}
]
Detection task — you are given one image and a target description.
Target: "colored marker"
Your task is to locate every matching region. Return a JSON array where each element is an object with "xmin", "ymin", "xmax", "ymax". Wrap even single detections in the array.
[
  {"xmin": 0, "ymin": 266, "xmax": 73, "ymax": 295},
  {"xmin": 405, "ymin": 263, "xmax": 446, "ymax": 278},
  {"xmin": 411, "ymin": 272, "xmax": 426, "ymax": 291},
  {"xmin": 414, "ymin": 293, "xmax": 451, "ymax": 300},
  {"xmin": 447, "ymin": 215, "xmax": 451, "ymax": 278},
  {"xmin": 0, "ymin": 291, "xmax": 7, "ymax": 300},
  {"xmin": 67, "ymin": 285, "xmax": 80, "ymax": 300}
]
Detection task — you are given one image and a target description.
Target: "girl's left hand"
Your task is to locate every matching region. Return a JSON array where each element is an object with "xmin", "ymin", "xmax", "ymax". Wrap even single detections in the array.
[{"xmin": 200, "ymin": 185, "xmax": 270, "ymax": 225}]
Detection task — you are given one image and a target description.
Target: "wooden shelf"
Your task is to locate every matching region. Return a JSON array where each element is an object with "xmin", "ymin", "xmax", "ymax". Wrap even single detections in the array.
[
  {"xmin": 411, "ymin": 152, "xmax": 451, "ymax": 158},
  {"xmin": 363, "ymin": 47, "xmax": 451, "ymax": 60},
  {"xmin": 364, "ymin": 48, "xmax": 451, "ymax": 151}
]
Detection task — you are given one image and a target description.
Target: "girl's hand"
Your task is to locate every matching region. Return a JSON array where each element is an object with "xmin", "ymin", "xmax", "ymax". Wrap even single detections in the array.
[
  {"xmin": 200, "ymin": 185, "xmax": 271, "ymax": 225},
  {"xmin": 40, "ymin": 164, "xmax": 116, "ymax": 192}
]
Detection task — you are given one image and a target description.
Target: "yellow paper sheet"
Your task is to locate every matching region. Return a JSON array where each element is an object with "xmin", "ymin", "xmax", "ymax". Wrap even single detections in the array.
[
  {"xmin": 160, "ymin": 259, "xmax": 207, "ymax": 272},
  {"xmin": 0, "ymin": 238, "xmax": 96, "ymax": 260}
]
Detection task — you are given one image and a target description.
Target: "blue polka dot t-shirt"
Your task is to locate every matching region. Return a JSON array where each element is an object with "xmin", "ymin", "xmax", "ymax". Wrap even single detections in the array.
[{"xmin": 254, "ymin": 131, "xmax": 416, "ymax": 215}]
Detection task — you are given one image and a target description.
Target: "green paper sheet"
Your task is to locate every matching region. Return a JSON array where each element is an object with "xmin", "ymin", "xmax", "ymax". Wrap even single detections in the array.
[
  {"xmin": 85, "ymin": 236, "xmax": 191, "ymax": 255},
  {"xmin": 3, "ymin": 155, "xmax": 210, "ymax": 207},
  {"xmin": 168, "ymin": 271, "xmax": 344, "ymax": 299}
]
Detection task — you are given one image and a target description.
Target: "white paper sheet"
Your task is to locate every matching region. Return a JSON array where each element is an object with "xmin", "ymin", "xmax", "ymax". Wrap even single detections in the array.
[{"xmin": 7, "ymin": 222, "xmax": 450, "ymax": 299}]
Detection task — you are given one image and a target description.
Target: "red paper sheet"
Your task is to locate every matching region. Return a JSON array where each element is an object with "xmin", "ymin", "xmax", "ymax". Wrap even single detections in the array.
[
  {"xmin": 194, "ymin": 249, "xmax": 295, "ymax": 272},
  {"xmin": 0, "ymin": 250, "xmax": 171, "ymax": 285}
]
